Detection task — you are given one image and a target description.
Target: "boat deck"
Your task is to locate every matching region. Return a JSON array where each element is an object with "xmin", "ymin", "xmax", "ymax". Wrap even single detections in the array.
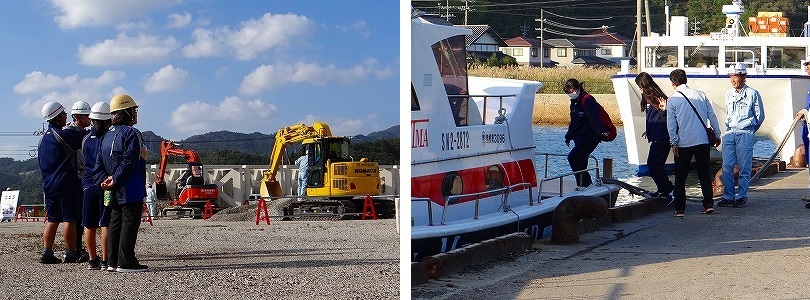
[{"xmin": 412, "ymin": 166, "xmax": 810, "ymax": 299}]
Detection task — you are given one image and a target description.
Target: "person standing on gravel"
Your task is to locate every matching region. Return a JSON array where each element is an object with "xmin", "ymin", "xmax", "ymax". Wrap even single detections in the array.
[
  {"xmin": 92, "ymin": 94, "xmax": 148, "ymax": 273},
  {"xmin": 718, "ymin": 63, "xmax": 764, "ymax": 209},
  {"xmin": 81, "ymin": 101, "xmax": 113, "ymax": 270},
  {"xmin": 37, "ymin": 101, "xmax": 87, "ymax": 264},
  {"xmin": 666, "ymin": 69, "xmax": 721, "ymax": 217},
  {"xmin": 68, "ymin": 100, "xmax": 92, "ymax": 263}
]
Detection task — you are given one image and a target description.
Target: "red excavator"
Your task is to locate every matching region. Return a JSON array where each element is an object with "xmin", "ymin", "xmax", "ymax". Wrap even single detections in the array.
[{"xmin": 154, "ymin": 140, "xmax": 219, "ymax": 218}]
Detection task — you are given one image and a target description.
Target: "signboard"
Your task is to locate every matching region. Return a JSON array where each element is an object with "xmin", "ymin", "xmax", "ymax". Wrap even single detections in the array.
[{"xmin": 0, "ymin": 190, "xmax": 19, "ymax": 222}]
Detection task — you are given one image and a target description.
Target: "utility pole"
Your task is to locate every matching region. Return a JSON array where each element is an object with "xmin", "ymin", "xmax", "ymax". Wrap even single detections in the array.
[
  {"xmin": 463, "ymin": 0, "xmax": 473, "ymax": 25},
  {"xmin": 636, "ymin": 0, "xmax": 642, "ymax": 61},
  {"xmin": 537, "ymin": 9, "xmax": 545, "ymax": 68},
  {"xmin": 665, "ymin": 0, "xmax": 670, "ymax": 35},
  {"xmin": 691, "ymin": 20, "xmax": 701, "ymax": 35},
  {"xmin": 644, "ymin": 0, "xmax": 651, "ymax": 36}
]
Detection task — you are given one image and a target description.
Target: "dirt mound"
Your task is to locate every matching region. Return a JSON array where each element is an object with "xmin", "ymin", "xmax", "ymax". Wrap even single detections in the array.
[{"xmin": 207, "ymin": 204, "xmax": 257, "ymax": 221}]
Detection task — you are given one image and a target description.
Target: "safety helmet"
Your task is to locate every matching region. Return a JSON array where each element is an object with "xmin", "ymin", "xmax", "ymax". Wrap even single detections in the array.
[
  {"xmin": 41, "ymin": 101, "xmax": 65, "ymax": 121},
  {"xmin": 109, "ymin": 94, "xmax": 138, "ymax": 113},
  {"xmin": 727, "ymin": 63, "xmax": 747, "ymax": 75},
  {"xmin": 89, "ymin": 102, "xmax": 112, "ymax": 120},
  {"xmin": 71, "ymin": 101, "xmax": 91, "ymax": 115}
]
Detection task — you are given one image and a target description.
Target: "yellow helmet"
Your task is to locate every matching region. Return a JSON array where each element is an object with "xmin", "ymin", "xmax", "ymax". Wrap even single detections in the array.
[{"xmin": 109, "ymin": 94, "xmax": 138, "ymax": 112}]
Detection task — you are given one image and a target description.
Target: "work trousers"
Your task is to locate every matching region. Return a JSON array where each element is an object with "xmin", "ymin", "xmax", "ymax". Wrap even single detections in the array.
[
  {"xmin": 568, "ymin": 139, "xmax": 600, "ymax": 187},
  {"xmin": 673, "ymin": 143, "xmax": 714, "ymax": 212},
  {"xmin": 721, "ymin": 131, "xmax": 754, "ymax": 201},
  {"xmin": 647, "ymin": 140, "xmax": 674, "ymax": 195},
  {"xmin": 108, "ymin": 201, "xmax": 143, "ymax": 268}
]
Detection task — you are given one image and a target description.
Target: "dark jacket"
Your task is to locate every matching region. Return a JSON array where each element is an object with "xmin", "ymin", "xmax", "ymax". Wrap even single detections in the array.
[
  {"xmin": 81, "ymin": 127, "xmax": 102, "ymax": 189},
  {"xmin": 565, "ymin": 92, "xmax": 604, "ymax": 143},
  {"xmin": 38, "ymin": 124, "xmax": 87, "ymax": 196},
  {"xmin": 92, "ymin": 125, "xmax": 146, "ymax": 205},
  {"xmin": 645, "ymin": 104, "xmax": 670, "ymax": 142}
]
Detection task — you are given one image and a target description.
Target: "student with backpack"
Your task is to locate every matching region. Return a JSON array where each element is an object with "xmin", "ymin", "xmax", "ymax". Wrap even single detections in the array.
[{"xmin": 563, "ymin": 78, "xmax": 615, "ymax": 187}]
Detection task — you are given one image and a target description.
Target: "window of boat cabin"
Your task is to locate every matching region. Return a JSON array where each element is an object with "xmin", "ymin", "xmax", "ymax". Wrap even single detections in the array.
[
  {"xmin": 645, "ymin": 46, "xmax": 677, "ymax": 68},
  {"xmin": 767, "ymin": 46, "xmax": 804, "ymax": 69},
  {"xmin": 411, "ymin": 84, "xmax": 420, "ymax": 111},
  {"xmin": 684, "ymin": 46, "xmax": 718, "ymax": 68},
  {"xmin": 725, "ymin": 46, "xmax": 760, "ymax": 68},
  {"xmin": 432, "ymin": 35, "xmax": 470, "ymax": 126}
]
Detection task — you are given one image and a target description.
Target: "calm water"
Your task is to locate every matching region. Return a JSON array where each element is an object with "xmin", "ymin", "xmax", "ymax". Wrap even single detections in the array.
[{"xmin": 532, "ymin": 125, "xmax": 776, "ymax": 204}]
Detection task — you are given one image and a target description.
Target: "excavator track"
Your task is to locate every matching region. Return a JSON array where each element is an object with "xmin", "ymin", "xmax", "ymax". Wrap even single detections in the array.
[{"xmin": 268, "ymin": 198, "xmax": 357, "ymax": 221}]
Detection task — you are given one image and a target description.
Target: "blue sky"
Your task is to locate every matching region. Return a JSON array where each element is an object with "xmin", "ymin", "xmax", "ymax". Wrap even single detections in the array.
[{"xmin": 0, "ymin": 0, "xmax": 399, "ymax": 160}]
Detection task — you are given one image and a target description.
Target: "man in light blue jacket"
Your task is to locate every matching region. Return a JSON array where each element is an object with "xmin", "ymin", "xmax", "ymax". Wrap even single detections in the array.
[
  {"xmin": 719, "ymin": 63, "xmax": 764, "ymax": 208},
  {"xmin": 666, "ymin": 69, "xmax": 722, "ymax": 217}
]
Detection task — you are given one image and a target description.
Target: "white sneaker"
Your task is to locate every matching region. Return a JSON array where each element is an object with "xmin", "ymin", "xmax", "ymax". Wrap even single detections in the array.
[{"xmin": 116, "ymin": 264, "xmax": 149, "ymax": 273}]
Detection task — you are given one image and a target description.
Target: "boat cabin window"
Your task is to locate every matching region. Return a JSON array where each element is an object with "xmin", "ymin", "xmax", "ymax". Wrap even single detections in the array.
[
  {"xmin": 767, "ymin": 46, "xmax": 804, "ymax": 69},
  {"xmin": 684, "ymin": 46, "xmax": 718, "ymax": 68},
  {"xmin": 646, "ymin": 46, "xmax": 678, "ymax": 68},
  {"xmin": 432, "ymin": 35, "xmax": 470, "ymax": 127},
  {"xmin": 441, "ymin": 172, "xmax": 463, "ymax": 200},
  {"xmin": 411, "ymin": 84, "xmax": 420, "ymax": 111},
  {"xmin": 725, "ymin": 46, "xmax": 760, "ymax": 67},
  {"xmin": 485, "ymin": 165, "xmax": 504, "ymax": 190}
]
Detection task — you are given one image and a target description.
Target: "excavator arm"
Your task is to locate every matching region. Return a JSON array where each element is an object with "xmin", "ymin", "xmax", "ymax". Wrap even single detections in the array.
[
  {"xmin": 155, "ymin": 140, "xmax": 201, "ymax": 200},
  {"xmin": 260, "ymin": 122, "xmax": 331, "ymax": 197}
]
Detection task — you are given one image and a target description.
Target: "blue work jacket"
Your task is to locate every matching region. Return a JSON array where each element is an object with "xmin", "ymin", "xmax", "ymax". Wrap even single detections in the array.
[
  {"xmin": 38, "ymin": 123, "xmax": 87, "ymax": 196},
  {"xmin": 92, "ymin": 125, "xmax": 146, "ymax": 205}
]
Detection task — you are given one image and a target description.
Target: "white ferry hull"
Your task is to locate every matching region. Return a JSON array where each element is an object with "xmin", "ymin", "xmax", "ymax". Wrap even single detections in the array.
[{"xmin": 614, "ymin": 73, "xmax": 810, "ymax": 173}]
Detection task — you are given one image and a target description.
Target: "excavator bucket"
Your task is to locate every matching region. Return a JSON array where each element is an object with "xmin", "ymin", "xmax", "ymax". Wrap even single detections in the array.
[
  {"xmin": 260, "ymin": 180, "xmax": 284, "ymax": 198},
  {"xmin": 154, "ymin": 182, "xmax": 172, "ymax": 201}
]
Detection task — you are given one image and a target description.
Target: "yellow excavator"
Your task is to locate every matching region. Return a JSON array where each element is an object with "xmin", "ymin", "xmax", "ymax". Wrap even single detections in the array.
[{"xmin": 259, "ymin": 122, "xmax": 389, "ymax": 219}]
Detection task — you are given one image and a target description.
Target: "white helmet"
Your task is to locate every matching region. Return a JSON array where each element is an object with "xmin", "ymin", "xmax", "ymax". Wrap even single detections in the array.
[
  {"xmin": 728, "ymin": 63, "xmax": 747, "ymax": 75},
  {"xmin": 41, "ymin": 101, "xmax": 65, "ymax": 121},
  {"xmin": 89, "ymin": 102, "xmax": 112, "ymax": 120},
  {"xmin": 71, "ymin": 101, "xmax": 91, "ymax": 115}
]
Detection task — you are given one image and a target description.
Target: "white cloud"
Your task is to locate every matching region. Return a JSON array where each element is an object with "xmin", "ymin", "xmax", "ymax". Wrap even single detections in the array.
[
  {"xmin": 167, "ymin": 11, "xmax": 191, "ymax": 29},
  {"xmin": 78, "ymin": 33, "xmax": 180, "ymax": 66},
  {"xmin": 14, "ymin": 71, "xmax": 126, "ymax": 119},
  {"xmin": 182, "ymin": 12, "xmax": 315, "ymax": 60},
  {"xmin": 238, "ymin": 59, "xmax": 393, "ymax": 95},
  {"xmin": 50, "ymin": 0, "xmax": 180, "ymax": 29},
  {"xmin": 298, "ymin": 113, "xmax": 381, "ymax": 136},
  {"xmin": 169, "ymin": 97, "xmax": 279, "ymax": 133},
  {"xmin": 144, "ymin": 65, "xmax": 189, "ymax": 93}
]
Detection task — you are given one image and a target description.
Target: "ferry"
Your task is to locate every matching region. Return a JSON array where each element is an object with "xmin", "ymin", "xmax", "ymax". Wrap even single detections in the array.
[
  {"xmin": 411, "ymin": 11, "xmax": 620, "ymax": 261},
  {"xmin": 611, "ymin": 0, "xmax": 810, "ymax": 175}
]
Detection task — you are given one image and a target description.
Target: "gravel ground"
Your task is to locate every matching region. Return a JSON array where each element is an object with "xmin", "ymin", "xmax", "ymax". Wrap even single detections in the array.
[{"xmin": 0, "ymin": 217, "xmax": 399, "ymax": 299}]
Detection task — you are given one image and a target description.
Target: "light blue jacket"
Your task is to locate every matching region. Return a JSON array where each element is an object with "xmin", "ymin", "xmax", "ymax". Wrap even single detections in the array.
[
  {"xmin": 666, "ymin": 84, "xmax": 721, "ymax": 147},
  {"xmin": 724, "ymin": 84, "xmax": 764, "ymax": 133}
]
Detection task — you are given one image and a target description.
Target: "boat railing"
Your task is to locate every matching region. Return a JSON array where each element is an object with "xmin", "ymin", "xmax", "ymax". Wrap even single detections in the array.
[
  {"xmin": 536, "ymin": 152, "xmax": 600, "ymax": 178},
  {"xmin": 537, "ymin": 167, "xmax": 601, "ymax": 202},
  {"xmin": 413, "ymin": 182, "xmax": 534, "ymax": 226},
  {"xmin": 449, "ymin": 94, "xmax": 517, "ymax": 125},
  {"xmin": 411, "ymin": 197, "xmax": 434, "ymax": 226}
]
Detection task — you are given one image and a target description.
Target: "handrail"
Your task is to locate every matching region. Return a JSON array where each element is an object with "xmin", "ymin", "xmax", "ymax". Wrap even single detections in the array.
[
  {"xmin": 436, "ymin": 182, "xmax": 534, "ymax": 226},
  {"xmin": 537, "ymin": 167, "xmax": 601, "ymax": 201},
  {"xmin": 535, "ymin": 152, "xmax": 599, "ymax": 177},
  {"xmin": 447, "ymin": 93, "xmax": 517, "ymax": 125},
  {"xmin": 411, "ymin": 197, "xmax": 434, "ymax": 226}
]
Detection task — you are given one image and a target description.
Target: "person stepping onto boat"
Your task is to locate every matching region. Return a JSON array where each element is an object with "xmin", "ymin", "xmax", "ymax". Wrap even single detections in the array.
[
  {"xmin": 563, "ymin": 78, "xmax": 607, "ymax": 188},
  {"xmin": 636, "ymin": 72, "xmax": 675, "ymax": 206},
  {"xmin": 666, "ymin": 69, "xmax": 721, "ymax": 217},
  {"xmin": 718, "ymin": 63, "xmax": 764, "ymax": 209}
]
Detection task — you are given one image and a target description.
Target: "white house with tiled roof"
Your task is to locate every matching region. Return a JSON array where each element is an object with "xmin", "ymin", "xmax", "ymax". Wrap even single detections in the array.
[
  {"xmin": 544, "ymin": 38, "xmax": 615, "ymax": 68},
  {"xmin": 455, "ymin": 25, "xmax": 511, "ymax": 62},
  {"xmin": 580, "ymin": 28, "xmax": 633, "ymax": 65}
]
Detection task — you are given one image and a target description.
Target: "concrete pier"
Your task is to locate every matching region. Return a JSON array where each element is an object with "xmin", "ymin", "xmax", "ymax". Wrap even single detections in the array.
[{"xmin": 413, "ymin": 167, "xmax": 810, "ymax": 299}]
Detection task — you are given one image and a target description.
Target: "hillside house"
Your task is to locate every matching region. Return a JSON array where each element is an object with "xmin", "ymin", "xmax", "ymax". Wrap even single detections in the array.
[
  {"xmin": 455, "ymin": 25, "xmax": 511, "ymax": 62},
  {"xmin": 501, "ymin": 36, "xmax": 555, "ymax": 67},
  {"xmin": 544, "ymin": 38, "xmax": 615, "ymax": 68},
  {"xmin": 581, "ymin": 28, "xmax": 633, "ymax": 65}
]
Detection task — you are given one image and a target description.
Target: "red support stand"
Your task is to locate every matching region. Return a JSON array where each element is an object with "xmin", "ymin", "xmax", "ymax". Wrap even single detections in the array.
[
  {"xmin": 202, "ymin": 201, "xmax": 214, "ymax": 220},
  {"xmin": 255, "ymin": 199, "xmax": 270, "ymax": 225},
  {"xmin": 141, "ymin": 203, "xmax": 153, "ymax": 226},
  {"xmin": 361, "ymin": 195, "xmax": 377, "ymax": 220}
]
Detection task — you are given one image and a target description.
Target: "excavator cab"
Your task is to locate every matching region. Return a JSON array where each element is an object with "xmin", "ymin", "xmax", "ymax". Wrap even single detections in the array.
[{"xmin": 303, "ymin": 137, "xmax": 350, "ymax": 190}]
